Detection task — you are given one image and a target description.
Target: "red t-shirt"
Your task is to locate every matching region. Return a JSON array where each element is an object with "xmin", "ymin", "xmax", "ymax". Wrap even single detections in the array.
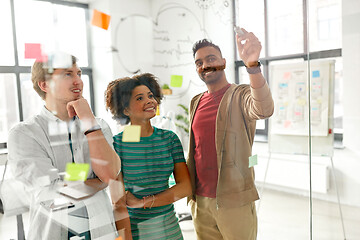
[{"xmin": 192, "ymin": 84, "xmax": 230, "ymax": 198}]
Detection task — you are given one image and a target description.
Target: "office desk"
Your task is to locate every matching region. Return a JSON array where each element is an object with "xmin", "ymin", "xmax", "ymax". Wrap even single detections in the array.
[{"xmin": 28, "ymin": 179, "xmax": 118, "ymax": 240}]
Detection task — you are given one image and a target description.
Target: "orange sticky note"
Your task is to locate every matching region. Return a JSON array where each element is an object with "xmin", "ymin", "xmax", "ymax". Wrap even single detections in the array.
[
  {"xmin": 115, "ymin": 236, "xmax": 122, "ymax": 240},
  {"xmin": 91, "ymin": 9, "xmax": 111, "ymax": 30},
  {"xmin": 24, "ymin": 43, "xmax": 47, "ymax": 62}
]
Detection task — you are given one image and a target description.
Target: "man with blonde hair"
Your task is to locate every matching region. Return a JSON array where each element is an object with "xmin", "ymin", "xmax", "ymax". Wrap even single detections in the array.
[{"xmin": 5, "ymin": 53, "xmax": 129, "ymax": 239}]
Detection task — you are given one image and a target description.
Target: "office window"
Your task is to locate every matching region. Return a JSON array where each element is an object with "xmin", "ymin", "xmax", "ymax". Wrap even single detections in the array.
[
  {"xmin": 0, "ymin": 0, "xmax": 15, "ymax": 66},
  {"xmin": 235, "ymin": 0, "xmax": 342, "ymax": 139},
  {"xmin": 0, "ymin": 74, "xmax": 19, "ymax": 142},
  {"xmin": 332, "ymin": 57, "xmax": 343, "ymax": 134},
  {"xmin": 14, "ymin": 0, "xmax": 54, "ymax": 66},
  {"xmin": 52, "ymin": 5, "xmax": 89, "ymax": 67},
  {"xmin": 0, "ymin": 0, "xmax": 93, "ymax": 147},
  {"xmin": 237, "ymin": 0, "xmax": 265, "ymax": 58},
  {"xmin": 14, "ymin": 0, "xmax": 89, "ymax": 67},
  {"xmin": 20, "ymin": 73, "xmax": 44, "ymax": 121},
  {"xmin": 309, "ymin": 0, "xmax": 342, "ymax": 51},
  {"xmin": 267, "ymin": 0, "xmax": 304, "ymax": 56}
]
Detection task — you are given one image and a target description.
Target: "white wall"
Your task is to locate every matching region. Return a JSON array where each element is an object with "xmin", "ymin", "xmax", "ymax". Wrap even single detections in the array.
[
  {"xmin": 88, "ymin": 0, "xmax": 360, "ymax": 207},
  {"xmin": 90, "ymin": 0, "xmax": 235, "ymax": 140},
  {"xmin": 342, "ymin": 0, "xmax": 360, "ymax": 153}
]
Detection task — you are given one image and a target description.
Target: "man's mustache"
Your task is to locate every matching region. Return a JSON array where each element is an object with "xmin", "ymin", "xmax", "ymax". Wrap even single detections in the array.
[{"xmin": 200, "ymin": 65, "xmax": 226, "ymax": 73}]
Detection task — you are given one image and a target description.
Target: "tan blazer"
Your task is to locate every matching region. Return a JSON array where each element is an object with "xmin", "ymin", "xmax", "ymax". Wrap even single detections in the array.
[{"xmin": 187, "ymin": 83, "xmax": 274, "ymax": 208}]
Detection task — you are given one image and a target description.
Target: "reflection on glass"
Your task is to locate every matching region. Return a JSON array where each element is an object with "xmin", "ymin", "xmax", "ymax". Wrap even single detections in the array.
[
  {"xmin": 20, "ymin": 73, "xmax": 44, "ymax": 121},
  {"xmin": 0, "ymin": 0, "xmax": 15, "ymax": 66},
  {"xmin": 267, "ymin": 0, "xmax": 303, "ymax": 56},
  {"xmin": 0, "ymin": 74, "xmax": 19, "ymax": 142}
]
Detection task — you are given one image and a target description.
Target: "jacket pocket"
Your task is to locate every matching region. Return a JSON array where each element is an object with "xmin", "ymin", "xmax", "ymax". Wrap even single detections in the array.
[
  {"xmin": 218, "ymin": 165, "xmax": 245, "ymax": 193},
  {"xmin": 218, "ymin": 130, "xmax": 236, "ymax": 167}
]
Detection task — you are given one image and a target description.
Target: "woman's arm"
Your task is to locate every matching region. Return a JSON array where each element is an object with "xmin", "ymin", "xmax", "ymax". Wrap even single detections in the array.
[
  {"xmin": 110, "ymin": 173, "xmax": 133, "ymax": 240},
  {"xmin": 126, "ymin": 162, "xmax": 191, "ymax": 208}
]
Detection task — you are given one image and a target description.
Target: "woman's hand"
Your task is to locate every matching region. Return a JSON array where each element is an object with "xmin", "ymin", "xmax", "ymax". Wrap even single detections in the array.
[{"xmin": 125, "ymin": 191, "xmax": 143, "ymax": 208}]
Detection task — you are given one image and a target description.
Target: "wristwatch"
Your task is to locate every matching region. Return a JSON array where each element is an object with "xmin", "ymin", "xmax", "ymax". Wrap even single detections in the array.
[{"xmin": 246, "ymin": 61, "xmax": 261, "ymax": 74}]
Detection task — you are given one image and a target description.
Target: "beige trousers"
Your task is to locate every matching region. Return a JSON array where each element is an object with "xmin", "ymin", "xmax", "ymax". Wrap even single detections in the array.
[{"xmin": 190, "ymin": 195, "xmax": 257, "ymax": 240}]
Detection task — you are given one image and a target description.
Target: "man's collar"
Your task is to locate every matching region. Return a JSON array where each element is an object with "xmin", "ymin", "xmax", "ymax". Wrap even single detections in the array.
[{"xmin": 41, "ymin": 106, "xmax": 79, "ymax": 123}]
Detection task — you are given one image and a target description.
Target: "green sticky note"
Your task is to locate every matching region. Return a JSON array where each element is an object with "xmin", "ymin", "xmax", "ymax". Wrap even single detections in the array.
[
  {"xmin": 65, "ymin": 163, "xmax": 90, "ymax": 181},
  {"xmin": 248, "ymin": 154, "xmax": 258, "ymax": 168},
  {"xmin": 170, "ymin": 75, "xmax": 183, "ymax": 88},
  {"xmin": 168, "ymin": 173, "xmax": 176, "ymax": 187},
  {"xmin": 122, "ymin": 125, "xmax": 141, "ymax": 142}
]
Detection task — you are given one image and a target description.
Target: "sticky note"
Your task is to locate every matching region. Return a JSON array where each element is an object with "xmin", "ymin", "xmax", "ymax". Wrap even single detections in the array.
[
  {"xmin": 65, "ymin": 163, "xmax": 90, "ymax": 181},
  {"xmin": 24, "ymin": 43, "xmax": 47, "ymax": 62},
  {"xmin": 91, "ymin": 9, "xmax": 111, "ymax": 30},
  {"xmin": 312, "ymin": 70, "xmax": 320, "ymax": 78},
  {"xmin": 283, "ymin": 72, "xmax": 291, "ymax": 80},
  {"xmin": 297, "ymin": 98, "xmax": 306, "ymax": 105},
  {"xmin": 115, "ymin": 237, "xmax": 122, "ymax": 240},
  {"xmin": 156, "ymin": 105, "xmax": 160, "ymax": 116},
  {"xmin": 170, "ymin": 75, "xmax": 183, "ymax": 88},
  {"xmin": 168, "ymin": 173, "xmax": 176, "ymax": 187},
  {"xmin": 248, "ymin": 154, "xmax": 258, "ymax": 168},
  {"xmin": 122, "ymin": 125, "xmax": 141, "ymax": 142}
]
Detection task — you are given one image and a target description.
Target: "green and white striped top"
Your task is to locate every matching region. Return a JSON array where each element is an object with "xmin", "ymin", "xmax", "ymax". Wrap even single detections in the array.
[{"xmin": 113, "ymin": 127, "xmax": 185, "ymax": 240}]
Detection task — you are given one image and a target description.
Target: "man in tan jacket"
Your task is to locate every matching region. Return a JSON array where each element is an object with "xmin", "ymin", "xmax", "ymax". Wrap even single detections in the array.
[{"xmin": 187, "ymin": 28, "xmax": 274, "ymax": 239}]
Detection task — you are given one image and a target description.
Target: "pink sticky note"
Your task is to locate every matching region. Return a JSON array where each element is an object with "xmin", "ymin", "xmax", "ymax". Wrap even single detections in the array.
[
  {"xmin": 284, "ymin": 120, "xmax": 291, "ymax": 128},
  {"xmin": 24, "ymin": 43, "xmax": 47, "ymax": 62},
  {"xmin": 283, "ymin": 72, "xmax": 291, "ymax": 80}
]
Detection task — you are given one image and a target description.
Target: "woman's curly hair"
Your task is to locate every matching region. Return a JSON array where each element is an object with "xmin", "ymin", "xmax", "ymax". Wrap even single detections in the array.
[{"xmin": 105, "ymin": 73, "xmax": 163, "ymax": 124}]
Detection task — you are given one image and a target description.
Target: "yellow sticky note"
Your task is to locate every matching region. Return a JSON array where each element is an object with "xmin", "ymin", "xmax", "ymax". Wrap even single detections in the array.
[
  {"xmin": 91, "ymin": 9, "xmax": 111, "ymax": 30},
  {"xmin": 297, "ymin": 98, "xmax": 306, "ymax": 106},
  {"xmin": 170, "ymin": 75, "xmax": 183, "ymax": 88},
  {"xmin": 156, "ymin": 105, "xmax": 160, "ymax": 116},
  {"xmin": 122, "ymin": 125, "xmax": 141, "ymax": 142},
  {"xmin": 248, "ymin": 154, "xmax": 258, "ymax": 168},
  {"xmin": 65, "ymin": 163, "xmax": 90, "ymax": 181}
]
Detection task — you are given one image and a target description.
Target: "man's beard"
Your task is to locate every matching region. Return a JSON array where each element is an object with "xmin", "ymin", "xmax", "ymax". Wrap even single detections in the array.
[{"xmin": 200, "ymin": 65, "xmax": 225, "ymax": 83}]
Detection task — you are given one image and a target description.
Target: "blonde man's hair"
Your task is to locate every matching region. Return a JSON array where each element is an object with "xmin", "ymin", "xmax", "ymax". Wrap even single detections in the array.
[{"xmin": 31, "ymin": 55, "xmax": 77, "ymax": 100}]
